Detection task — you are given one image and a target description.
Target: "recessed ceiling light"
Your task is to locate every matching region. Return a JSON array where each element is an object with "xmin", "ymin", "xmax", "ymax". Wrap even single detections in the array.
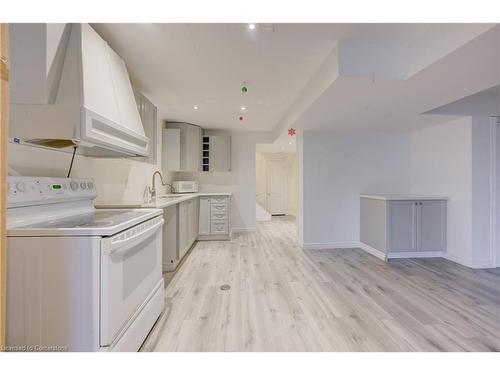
[
  {"xmin": 248, "ymin": 23, "xmax": 256, "ymax": 30},
  {"xmin": 193, "ymin": 105, "xmax": 199, "ymax": 110},
  {"xmin": 289, "ymin": 142, "xmax": 292, "ymax": 145},
  {"xmin": 240, "ymin": 106, "xmax": 246, "ymax": 111}
]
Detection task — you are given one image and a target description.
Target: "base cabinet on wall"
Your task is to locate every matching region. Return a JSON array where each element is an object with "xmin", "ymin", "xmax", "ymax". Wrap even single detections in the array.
[
  {"xmin": 198, "ymin": 195, "xmax": 231, "ymax": 240},
  {"xmin": 360, "ymin": 195, "xmax": 447, "ymax": 259}
]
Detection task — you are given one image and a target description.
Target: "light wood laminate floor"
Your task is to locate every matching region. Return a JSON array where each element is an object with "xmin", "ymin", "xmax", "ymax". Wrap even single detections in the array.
[{"xmin": 147, "ymin": 216, "xmax": 500, "ymax": 352}]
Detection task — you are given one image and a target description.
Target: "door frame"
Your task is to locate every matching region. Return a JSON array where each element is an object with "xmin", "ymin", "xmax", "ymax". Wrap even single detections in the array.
[
  {"xmin": 265, "ymin": 157, "xmax": 288, "ymax": 215},
  {"xmin": 0, "ymin": 23, "xmax": 9, "ymax": 350},
  {"xmin": 490, "ymin": 116, "xmax": 500, "ymax": 268}
]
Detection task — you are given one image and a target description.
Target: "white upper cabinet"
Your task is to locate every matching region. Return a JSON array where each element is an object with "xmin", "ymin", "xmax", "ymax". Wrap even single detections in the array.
[
  {"xmin": 201, "ymin": 135, "xmax": 231, "ymax": 172},
  {"xmin": 163, "ymin": 123, "xmax": 202, "ymax": 172},
  {"xmin": 9, "ymin": 23, "xmax": 149, "ymax": 157},
  {"xmin": 210, "ymin": 135, "xmax": 231, "ymax": 172}
]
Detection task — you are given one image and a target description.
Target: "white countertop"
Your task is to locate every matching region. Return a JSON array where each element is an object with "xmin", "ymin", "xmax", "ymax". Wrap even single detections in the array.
[
  {"xmin": 360, "ymin": 194, "xmax": 449, "ymax": 201},
  {"xmin": 96, "ymin": 192, "xmax": 232, "ymax": 209}
]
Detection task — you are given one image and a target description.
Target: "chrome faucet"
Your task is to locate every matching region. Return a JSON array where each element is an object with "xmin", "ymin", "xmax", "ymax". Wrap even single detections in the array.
[
  {"xmin": 151, "ymin": 171, "xmax": 166, "ymax": 201},
  {"xmin": 150, "ymin": 171, "xmax": 175, "ymax": 202}
]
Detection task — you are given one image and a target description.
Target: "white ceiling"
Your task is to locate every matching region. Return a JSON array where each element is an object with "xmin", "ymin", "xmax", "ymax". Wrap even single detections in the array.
[
  {"xmin": 293, "ymin": 25, "xmax": 500, "ymax": 133},
  {"xmin": 92, "ymin": 23, "xmax": 498, "ymax": 140},
  {"xmin": 92, "ymin": 23, "xmax": 353, "ymax": 131}
]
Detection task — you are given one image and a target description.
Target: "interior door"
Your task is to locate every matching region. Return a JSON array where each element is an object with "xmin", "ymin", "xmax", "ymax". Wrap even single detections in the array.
[
  {"xmin": 266, "ymin": 159, "xmax": 287, "ymax": 215},
  {"xmin": 0, "ymin": 23, "xmax": 8, "ymax": 350}
]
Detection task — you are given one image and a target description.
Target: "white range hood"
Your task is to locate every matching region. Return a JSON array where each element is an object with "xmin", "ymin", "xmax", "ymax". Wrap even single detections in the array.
[{"xmin": 9, "ymin": 23, "xmax": 149, "ymax": 157}]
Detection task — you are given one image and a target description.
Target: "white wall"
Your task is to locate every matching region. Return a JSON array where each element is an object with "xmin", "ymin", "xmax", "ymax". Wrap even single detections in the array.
[
  {"xmin": 300, "ymin": 130, "xmax": 412, "ymax": 247},
  {"xmin": 299, "ymin": 117, "xmax": 495, "ymax": 269},
  {"xmin": 470, "ymin": 115, "xmax": 496, "ymax": 267},
  {"xmin": 409, "ymin": 117, "xmax": 473, "ymax": 266},
  {"xmin": 176, "ymin": 131, "xmax": 271, "ymax": 233},
  {"xmin": 255, "ymin": 152, "xmax": 267, "ymax": 208},
  {"xmin": 286, "ymin": 153, "xmax": 298, "ymax": 217}
]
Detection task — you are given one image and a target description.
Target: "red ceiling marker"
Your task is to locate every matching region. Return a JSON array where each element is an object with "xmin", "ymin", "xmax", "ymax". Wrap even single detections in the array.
[
  {"xmin": 239, "ymin": 116, "xmax": 244, "ymax": 121},
  {"xmin": 288, "ymin": 127, "xmax": 296, "ymax": 136}
]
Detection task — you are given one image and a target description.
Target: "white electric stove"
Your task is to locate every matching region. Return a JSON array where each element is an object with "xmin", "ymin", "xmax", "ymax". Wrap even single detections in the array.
[{"xmin": 6, "ymin": 176, "xmax": 165, "ymax": 352}]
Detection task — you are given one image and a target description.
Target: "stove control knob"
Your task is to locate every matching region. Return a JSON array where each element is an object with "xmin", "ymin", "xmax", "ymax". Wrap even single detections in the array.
[
  {"xmin": 70, "ymin": 181, "xmax": 79, "ymax": 191},
  {"xmin": 80, "ymin": 182, "xmax": 86, "ymax": 189},
  {"xmin": 87, "ymin": 182, "xmax": 94, "ymax": 190},
  {"xmin": 16, "ymin": 182, "xmax": 26, "ymax": 192}
]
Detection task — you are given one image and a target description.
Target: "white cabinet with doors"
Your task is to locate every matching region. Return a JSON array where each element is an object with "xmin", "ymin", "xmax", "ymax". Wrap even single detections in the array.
[
  {"xmin": 360, "ymin": 195, "xmax": 447, "ymax": 259},
  {"xmin": 198, "ymin": 194, "xmax": 231, "ymax": 240},
  {"xmin": 163, "ymin": 122, "xmax": 202, "ymax": 172}
]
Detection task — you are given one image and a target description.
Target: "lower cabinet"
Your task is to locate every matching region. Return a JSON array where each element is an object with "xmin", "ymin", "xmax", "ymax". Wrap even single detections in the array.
[
  {"xmin": 162, "ymin": 205, "xmax": 178, "ymax": 272},
  {"xmin": 198, "ymin": 195, "xmax": 231, "ymax": 240},
  {"xmin": 360, "ymin": 197, "xmax": 447, "ymax": 259},
  {"xmin": 162, "ymin": 195, "xmax": 230, "ymax": 273}
]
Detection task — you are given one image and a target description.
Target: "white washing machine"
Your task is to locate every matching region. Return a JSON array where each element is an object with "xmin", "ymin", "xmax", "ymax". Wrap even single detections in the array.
[{"xmin": 6, "ymin": 176, "xmax": 164, "ymax": 352}]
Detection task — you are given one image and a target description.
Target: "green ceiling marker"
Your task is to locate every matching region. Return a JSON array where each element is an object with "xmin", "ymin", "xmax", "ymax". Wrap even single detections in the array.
[{"xmin": 241, "ymin": 85, "xmax": 248, "ymax": 93}]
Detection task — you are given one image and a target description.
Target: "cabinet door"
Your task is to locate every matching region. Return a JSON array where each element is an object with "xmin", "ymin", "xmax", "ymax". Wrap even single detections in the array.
[
  {"xmin": 210, "ymin": 135, "xmax": 231, "ymax": 172},
  {"xmin": 198, "ymin": 197, "xmax": 211, "ymax": 235},
  {"xmin": 191, "ymin": 198, "xmax": 199, "ymax": 242},
  {"xmin": 178, "ymin": 201, "xmax": 188, "ymax": 258},
  {"xmin": 187, "ymin": 199, "xmax": 196, "ymax": 246},
  {"xmin": 162, "ymin": 205, "xmax": 178, "ymax": 268},
  {"xmin": 417, "ymin": 201, "xmax": 446, "ymax": 252},
  {"xmin": 133, "ymin": 91, "xmax": 157, "ymax": 164},
  {"xmin": 388, "ymin": 201, "xmax": 417, "ymax": 252},
  {"xmin": 162, "ymin": 128, "xmax": 181, "ymax": 171},
  {"xmin": 180, "ymin": 124, "xmax": 201, "ymax": 172}
]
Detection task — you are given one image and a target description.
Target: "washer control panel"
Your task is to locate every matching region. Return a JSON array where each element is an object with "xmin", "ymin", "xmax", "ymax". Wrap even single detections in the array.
[{"xmin": 8, "ymin": 177, "xmax": 97, "ymax": 208}]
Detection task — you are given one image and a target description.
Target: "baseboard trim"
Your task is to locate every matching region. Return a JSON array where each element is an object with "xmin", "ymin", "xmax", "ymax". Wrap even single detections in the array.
[
  {"xmin": 443, "ymin": 253, "xmax": 496, "ymax": 269},
  {"xmin": 301, "ymin": 242, "xmax": 360, "ymax": 250},
  {"xmin": 231, "ymin": 227, "xmax": 256, "ymax": 234},
  {"xmin": 298, "ymin": 241, "xmax": 498, "ymax": 269},
  {"xmin": 387, "ymin": 251, "xmax": 444, "ymax": 259},
  {"xmin": 359, "ymin": 243, "xmax": 387, "ymax": 261}
]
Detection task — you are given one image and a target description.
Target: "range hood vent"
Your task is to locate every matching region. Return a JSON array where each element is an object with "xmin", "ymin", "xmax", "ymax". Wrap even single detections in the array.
[{"xmin": 10, "ymin": 23, "xmax": 149, "ymax": 157}]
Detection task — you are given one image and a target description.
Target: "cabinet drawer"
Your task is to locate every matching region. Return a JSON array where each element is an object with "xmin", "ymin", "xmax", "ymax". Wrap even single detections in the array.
[
  {"xmin": 211, "ymin": 211, "xmax": 229, "ymax": 221},
  {"xmin": 211, "ymin": 203, "xmax": 228, "ymax": 212},
  {"xmin": 211, "ymin": 221, "xmax": 228, "ymax": 234},
  {"xmin": 210, "ymin": 196, "xmax": 228, "ymax": 204}
]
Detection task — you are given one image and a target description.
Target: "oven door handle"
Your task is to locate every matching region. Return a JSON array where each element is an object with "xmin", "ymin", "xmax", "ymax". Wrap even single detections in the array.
[{"xmin": 102, "ymin": 218, "xmax": 164, "ymax": 255}]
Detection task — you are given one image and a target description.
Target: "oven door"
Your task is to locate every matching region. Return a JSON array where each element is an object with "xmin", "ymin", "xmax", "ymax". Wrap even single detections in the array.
[{"xmin": 100, "ymin": 216, "xmax": 163, "ymax": 347}]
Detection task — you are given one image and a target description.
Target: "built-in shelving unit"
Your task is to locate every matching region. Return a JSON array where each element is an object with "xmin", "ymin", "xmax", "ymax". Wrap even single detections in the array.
[{"xmin": 202, "ymin": 136, "xmax": 210, "ymax": 172}]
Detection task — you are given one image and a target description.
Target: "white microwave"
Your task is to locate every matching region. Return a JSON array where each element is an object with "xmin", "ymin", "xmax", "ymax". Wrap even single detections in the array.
[{"xmin": 172, "ymin": 181, "xmax": 199, "ymax": 193}]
